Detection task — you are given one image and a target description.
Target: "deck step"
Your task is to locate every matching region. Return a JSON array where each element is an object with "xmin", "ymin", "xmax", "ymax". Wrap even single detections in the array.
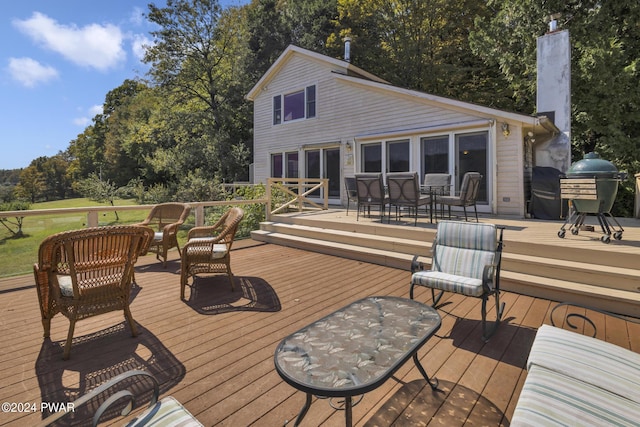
[{"xmin": 252, "ymin": 219, "xmax": 640, "ymax": 318}]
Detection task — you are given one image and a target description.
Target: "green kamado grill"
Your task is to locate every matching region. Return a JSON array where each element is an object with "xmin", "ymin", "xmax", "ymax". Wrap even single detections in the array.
[{"xmin": 557, "ymin": 152, "xmax": 625, "ymax": 243}]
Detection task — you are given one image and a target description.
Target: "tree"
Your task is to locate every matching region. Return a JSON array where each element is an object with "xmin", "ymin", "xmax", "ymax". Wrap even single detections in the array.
[
  {"xmin": 0, "ymin": 201, "xmax": 30, "ymax": 238},
  {"xmin": 144, "ymin": 0, "xmax": 252, "ymax": 184},
  {"xmin": 35, "ymin": 154, "xmax": 73, "ymax": 200},
  {"xmin": 328, "ymin": 0, "xmax": 510, "ymax": 107},
  {"xmin": 74, "ymin": 173, "xmax": 121, "ymax": 219},
  {"xmin": 15, "ymin": 166, "xmax": 45, "ymax": 203},
  {"xmin": 471, "ymin": 0, "xmax": 640, "ymax": 215}
]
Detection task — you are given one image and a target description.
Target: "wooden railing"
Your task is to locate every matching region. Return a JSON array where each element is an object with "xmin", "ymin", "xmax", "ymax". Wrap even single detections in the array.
[
  {"xmin": 0, "ymin": 200, "xmax": 267, "ymax": 229},
  {"xmin": 0, "ymin": 178, "xmax": 330, "ymax": 230},
  {"xmin": 265, "ymin": 178, "xmax": 329, "ymax": 220}
]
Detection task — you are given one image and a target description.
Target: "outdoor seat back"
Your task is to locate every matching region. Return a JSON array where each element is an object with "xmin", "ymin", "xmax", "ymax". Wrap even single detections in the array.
[
  {"xmin": 410, "ymin": 220, "xmax": 504, "ymax": 341},
  {"xmin": 34, "ymin": 225, "xmax": 153, "ymax": 359},
  {"xmin": 386, "ymin": 172, "xmax": 430, "ymax": 224},
  {"xmin": 433, "ymin": 221, "xmax": 496, "ymax": 281},
  {"xmin": 423, "ymin": 173, "xmax": 451, "ymax": 196},
  {"xmin": 344, "ymin": 176, "xmax": 358, "ymax": 215},
  {"xmin": 136, "ymin": 203, "xmax": 191, "ymax": 267},
  {"xmin": 387, "ymin": 172, "xmax": 420, "ymax": 205},
  {"xmin": 440, "ymin": 172, "xmax": 482, "ymax": 221},
  {"xmin": 355, "ymin": 173, "xmax": 387, "ymax": 221},
  {"xmin": 180, "ymin": 207, "xmax": 244, "ymax": 300}
]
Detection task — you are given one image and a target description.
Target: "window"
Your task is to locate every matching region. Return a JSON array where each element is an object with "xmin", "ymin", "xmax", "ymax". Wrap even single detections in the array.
[
  {"xmin": 271, "ymin": 153, "xmax": 283, "ymax": 177},
  {"xmin": 361, "ymin": 139, "xmax": 410, "ymax": 173},
  {"xmin": 273, "ymin": 96, "xmax": 281, "ymax": 125},
  {"xmin": 421, "ymin": 136, "xmax": 449, "ymax": 175},
  {"xmin": 284, "ymin": 91, "xmax": 305, "ymax": 121},
  {"xmin": 306, "ymin": 85, "xmax": 316, "ymax": 118},
  {"xmin": 273, "ymin": 85, "xmax": 316, "ymax": 125},
  {"xmin": 387, "ymin": 139, "xmax": 410, "ymax": 172},
  {"xmin": 286, "ymin": 152, "xmax": 299, "ymax": 178},
  {"xmin": 362, "ymin": 143, "xmax": 382, "ymax": 172}
]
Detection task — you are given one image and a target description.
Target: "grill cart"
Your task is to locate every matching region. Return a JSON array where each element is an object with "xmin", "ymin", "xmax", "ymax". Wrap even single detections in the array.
[{"xmin": 557, "ymin": 152, "xmax": 626, "ymax": 243}]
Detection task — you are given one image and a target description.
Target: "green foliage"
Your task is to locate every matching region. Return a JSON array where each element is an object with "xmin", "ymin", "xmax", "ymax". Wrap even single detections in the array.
[
  {"xmin": 10, "ymin": 0, "xmax": 640, "ymax": 217},
  {"xmin": 74, "ymin": 173, "xmax": 119, "ymax": 205},
  {"xmin": 0, "ymin": 200, "xmax": 31, "ymax": 237},
  {"xmin": 471, "ymin": 0, "xmax": 640, "ymax": 216},
  {"xmin": 202, "ymin": 183, "xmax": 265, "ymax": 238},
  {"xmin": 15, "ymin": 166, "xmax": 46, "ymax": 203}
]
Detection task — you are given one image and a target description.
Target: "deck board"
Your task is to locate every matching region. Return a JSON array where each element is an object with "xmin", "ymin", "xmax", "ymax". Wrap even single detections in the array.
[{"xmin": 0, "ymin": 239, "xmax": 638, "ymax": 426}]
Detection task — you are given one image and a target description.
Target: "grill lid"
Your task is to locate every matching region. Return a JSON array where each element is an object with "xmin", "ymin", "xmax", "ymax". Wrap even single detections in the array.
[{"xmin": 566, "ymin": 152, "xmax": 619, "ymax": 178}]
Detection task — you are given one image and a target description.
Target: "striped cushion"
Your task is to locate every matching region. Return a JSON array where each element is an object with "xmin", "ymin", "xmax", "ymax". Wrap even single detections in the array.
[
  {"xmin": 433, "ymin": 221, "xmax": 496, "ymax": 280},
  {"xmin": 126, "ymin": 396, "xmax": 203, "ymax": 426},
  {"xmin": 436, "ymin": 221, "xmax": 497, "ymax": 252},
  {"xmin": 528, "ymin": 325, "xmax": 640, "ymax": 404},
  {"xmin": 411, "ymin": 271, "xmax": 484, "ymax": 297},
  {"xmin": 433, "ymin": 245, "xmax": 494, "ymax": 280},
  {"xmin": 511, "ymin": 364, "xmax": 640, "ymax": 426}
]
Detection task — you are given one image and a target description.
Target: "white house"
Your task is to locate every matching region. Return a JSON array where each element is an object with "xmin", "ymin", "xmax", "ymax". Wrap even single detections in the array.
[{"xmin": 247, "ymin": 43, "xmax": 563, "ymax": 217}]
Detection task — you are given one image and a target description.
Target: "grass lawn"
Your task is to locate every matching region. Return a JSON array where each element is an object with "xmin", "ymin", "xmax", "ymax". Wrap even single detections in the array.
[{"xmin": 0, "ymin": 199, "xmax": 191, "ymax": 278}]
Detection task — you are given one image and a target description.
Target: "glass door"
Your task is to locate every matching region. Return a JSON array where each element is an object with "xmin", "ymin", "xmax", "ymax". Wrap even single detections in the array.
[
  {"xmin": 455, "ymin": 132, "xmax": 487, "ymax": 202},
  {"xmin": 305, "ymin": 147, "xmax": 340, "ymax": 200}
]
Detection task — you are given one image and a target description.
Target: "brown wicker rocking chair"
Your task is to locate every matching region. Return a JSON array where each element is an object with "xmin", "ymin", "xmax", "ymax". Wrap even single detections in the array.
[
  {"xmin": 180, "ymin": 207, "xmax": 244, "ymax": 300},
  {"xmin": 135, "ymin": 203, "xmax": 191, "ymax": 267},
  {"xmin": 33, "ymin": 226, "xmax": 153, "ymax": 359}
]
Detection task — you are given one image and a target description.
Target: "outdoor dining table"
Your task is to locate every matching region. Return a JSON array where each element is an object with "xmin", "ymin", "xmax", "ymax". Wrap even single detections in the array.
[
  {"xmin": 274, "ymin": 296, "xmax": 441, "ymax": 426},
  {"xmin": 421, "ymin": 184, "xmax": 448, "ymax": 222}
]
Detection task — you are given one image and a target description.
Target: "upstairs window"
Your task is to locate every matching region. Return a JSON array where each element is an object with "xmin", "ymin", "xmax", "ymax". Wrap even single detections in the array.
[{"xmin": 273, "ymin": 85, "xmax": 316, "ymax": 125}]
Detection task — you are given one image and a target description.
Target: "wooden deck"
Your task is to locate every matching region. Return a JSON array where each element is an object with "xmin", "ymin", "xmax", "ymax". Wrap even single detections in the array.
[{"xmin": 1, "ymin": 239, "xmax": 639, "ymax": 426}]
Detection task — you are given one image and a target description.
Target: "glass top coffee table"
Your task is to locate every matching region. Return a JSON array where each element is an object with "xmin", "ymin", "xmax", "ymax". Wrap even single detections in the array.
[{"xmin": 274, "ymin": 296, "xmax": 441, "ymax": 426}]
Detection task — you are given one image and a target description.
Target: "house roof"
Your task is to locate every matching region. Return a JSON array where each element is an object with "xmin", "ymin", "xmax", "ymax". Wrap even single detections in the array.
[
  {"xmin": 246, "ymin": 44, "xmax": 559, "ymax": 134},
  {"xmin": 246, "ymin": 45, "xmax": 388, "ymax": 101}
]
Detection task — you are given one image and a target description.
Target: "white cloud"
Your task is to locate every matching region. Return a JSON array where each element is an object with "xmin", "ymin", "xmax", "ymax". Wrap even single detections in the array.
[
  {"xmin": 89, "ymin": 104, "xmax": 103, "ymax": 116},
  {"xmin": 129, "ymin": 7, "xmax": 145, "ymax": 26},
  {"xmin": 7, "ymin": 57, "xmax": 58, "ymax": 87},
  {"xmin": 131, "ymin": 34, "xmax": 152, "ymax": 61},
  {"xmin": 13, "ymin": 12, "xmax": 126, "ymax": 71},
  {"xmin": 73, "ymin": 104, "xmax": 104, "ymax": 127},
  {"xmin": 73, "ymin": 116, "xmax": 90, "ymax": 127}
]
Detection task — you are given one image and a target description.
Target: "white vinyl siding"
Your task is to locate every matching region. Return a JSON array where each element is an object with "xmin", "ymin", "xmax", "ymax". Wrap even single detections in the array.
[{"xmin": 251, "ymin": 50, "xmax": 536, "ymax": 216}]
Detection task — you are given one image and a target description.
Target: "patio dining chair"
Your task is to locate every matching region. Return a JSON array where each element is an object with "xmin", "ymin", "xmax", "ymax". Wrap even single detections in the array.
[
  {"xmin": 410, "ymin": 220, "xmax": 505, "ymax": 341},
  {"xmin": 33, "ymin": 225, "xmax": 154, "ymax": 359},
  {"xmin": 135, "ymin": 202, "xmax": 191, "ymax": 267},
  {"xmin": 439, "ymin": 172, "xmax": 482, "ymax": 222},
  {"xmin": 355, "ymin": 173, "xmax": 388, "ymax": 221},
  {"xmin": 180, "ymin": 207, "xmax": 244, "ymax": 300},
  {"xmin": 344, "ymin": 176, "xmax": 358, "ymax": 215},
  {"xmin": 422, "ymin": 173, "xmax": 451, "ymax": 220},
  {"xmin": 386, "ymin": 172, "xmax": 431, "ymax": 225}
]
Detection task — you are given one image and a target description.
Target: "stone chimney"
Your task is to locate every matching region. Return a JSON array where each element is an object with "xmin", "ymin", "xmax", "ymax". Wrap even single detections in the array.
[{"xmin": 536, "ymin": 21, "xmax": 571, "ymax": 172}]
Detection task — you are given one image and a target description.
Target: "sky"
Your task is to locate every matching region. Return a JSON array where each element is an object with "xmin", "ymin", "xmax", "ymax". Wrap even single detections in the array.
[{"xmin": 0, "ymin": 1, "xmax": 247, "ymax": 170}]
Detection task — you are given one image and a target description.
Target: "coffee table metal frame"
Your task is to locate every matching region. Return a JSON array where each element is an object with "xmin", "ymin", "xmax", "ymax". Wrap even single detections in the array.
[{"xmin": 274, "ymin": 296, "xmax": 441, "ymax": 426}]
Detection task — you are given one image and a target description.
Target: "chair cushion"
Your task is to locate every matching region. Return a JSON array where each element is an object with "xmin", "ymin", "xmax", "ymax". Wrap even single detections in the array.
[
  {"xmin": 433, "ymin": 245, "xmax": 494, "ymax": 280},
  {"xmin": 126, "ymin": 396, "xmax": 203, "ymax": 426},
  {"xmin": 56, "ymin": 275, "xmax": 74, "ymax": 297},
  {"xmin": 411, "ymin": 271, "xmax": 484, "ymax": 297},
  {"xmin": 527, "ymin": 324, "xmax": 640, "ymax": 404},
  {"xmin": 511, "ymin": 364, "xmax": 640, "ymax": 427},
  {"xmin": 186, "ymin": 239, "xmax": 228, "ymax": 259},
  {"xmin": 436, "ymin": 221, "xmax": 497, "ymax": 251}
]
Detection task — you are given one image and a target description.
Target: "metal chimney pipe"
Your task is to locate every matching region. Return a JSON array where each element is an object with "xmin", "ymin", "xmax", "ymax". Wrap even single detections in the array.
[{"xmin": 344, "ymin": 37, "xmax": 351, "ymax": 62}]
